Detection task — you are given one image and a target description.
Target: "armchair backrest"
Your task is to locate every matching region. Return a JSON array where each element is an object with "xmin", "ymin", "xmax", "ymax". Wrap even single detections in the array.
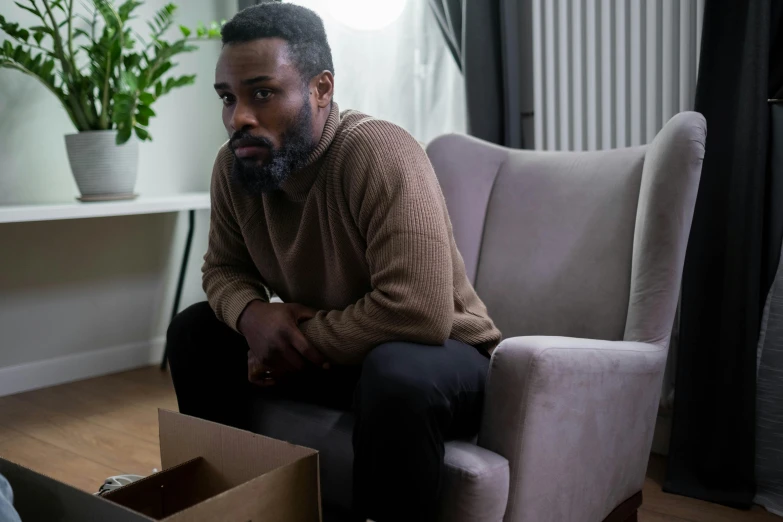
[{"xmin": 427, "ymin": 112, "xmax": 705, "ymax": 346}]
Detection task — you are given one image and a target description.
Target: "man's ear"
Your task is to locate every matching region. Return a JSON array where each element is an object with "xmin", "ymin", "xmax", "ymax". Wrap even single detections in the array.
[{"xmin": 311, "ymin": 71, "xmax": 334, "ymax": 108}]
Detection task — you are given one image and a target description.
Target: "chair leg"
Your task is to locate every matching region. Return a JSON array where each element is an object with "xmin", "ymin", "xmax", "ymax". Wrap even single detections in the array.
[{"xmin": 601, "ymin": 492, "xmax": 642, "ymax": 522}]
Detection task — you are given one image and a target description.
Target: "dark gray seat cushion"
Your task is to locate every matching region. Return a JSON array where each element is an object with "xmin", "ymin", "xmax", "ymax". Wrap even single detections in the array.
[{"xmin": 249, "ymin": 398, "xmax": 509, "ymax": 521}]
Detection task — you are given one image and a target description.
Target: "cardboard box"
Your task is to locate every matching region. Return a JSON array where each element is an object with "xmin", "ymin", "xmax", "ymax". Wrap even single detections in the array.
[{"xmin": 0, "ymin": 410, "xmax": 321, "ymax": 521}]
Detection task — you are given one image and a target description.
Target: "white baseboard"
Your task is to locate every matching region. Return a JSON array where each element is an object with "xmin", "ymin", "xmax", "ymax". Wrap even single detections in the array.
[{"xmin": 0, "ymin": 337, "xmax": 166, "ymax": 397}]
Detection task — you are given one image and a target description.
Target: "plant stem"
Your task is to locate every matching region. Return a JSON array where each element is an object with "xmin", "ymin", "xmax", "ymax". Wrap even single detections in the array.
[
  {"xmin": 91, "ymin": 6, "xmax": 97, "ymax": 42},
  {"xmin": 6, "ymin": 37, "xmax": 56, "ymax": 58},
  {"xmin": 40, "ymin": 0, "xmax": 71, "ymax": 79},
  {"xmin": 40, "ymin": 0, "xmax": 91, "ymax": 130},
  {"xmin": 87, "ymin": 88, "xmax": 100, "ymax": 123},
  {"xmin": 66, "ymin": 0, "xmax": 75, "ymax": 65},
  {"xmin": 99, "ymin": 57, "xmax": 110, "ymax": 129}
]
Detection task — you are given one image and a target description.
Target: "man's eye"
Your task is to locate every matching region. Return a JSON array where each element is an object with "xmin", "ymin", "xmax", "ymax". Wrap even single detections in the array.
[
  {"xmin": 220, "ymin": 94, "xmax": 234, "ymax": 106},
  {"xmin": 254, "ymin": 89, "xmax": 272, "ymax": 100}
]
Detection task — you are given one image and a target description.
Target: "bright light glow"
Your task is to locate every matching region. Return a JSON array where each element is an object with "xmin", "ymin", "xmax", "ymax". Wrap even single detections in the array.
[{"xmin": 327, "ymin": 0, "xmax": 407, "ymax": 31}]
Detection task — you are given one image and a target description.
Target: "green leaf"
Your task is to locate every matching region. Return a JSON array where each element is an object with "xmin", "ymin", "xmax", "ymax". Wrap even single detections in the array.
[
  {"xmin": 136, "ymin": 105, "xmax": 155, "ymax": 127},
  {"xmin": 195, "ymin": 22, "xmax": 206, "ymax": 37},
  {"xmin": 147, "ymin": 3, "xmax": 176, "ymax": 38},
  {"xmin": 112, "ymin": 109, "xmax": 127, "ymax": 124},
  {"xmin": 137, "ymin": 105, "xmax": 155, "ymax": 118},
  {"xmin": 41, "ymin": 58, "xmax": 54, "ymax": 77},
  {"xmin": 134, "ymin": 125, "xmax": 149, "ymax": 140},
  {"xmin": 110, "ymin": 39, "xmax": 122, "ymax": 63},
  {"xmin": 179, "ymin": 25, "xmax": 191, "ymax": 37},
  {"xmin": 13, "ymin": 2, "xmax": 40, "ymax": 18},
  {"xmin": 154, "ymin": 81, "xmax": 162, "ymax": 96},
  {"xmin": 175, "ymin": 74, "xmax": 195, "ymax": 87},
  {"xmin": 33, "ymin": 31, "xmax": 44, "ymax": 44},
  {"xmin": 17, "ymin": 29, "xmax": 29, "ymax": 42},
  {"xmin": 123, "ymin": 53, "xmax": 141, "ymax": 70},
  {"xmin": 116, "ymin": 125, "xmax": 132, "ymax": 144},
  {"xmin": 118, "ymin": 0, "xmax": 143, "ymax": 22},
  {"xmin": 112, "ymin": 93, "xmax": 134, "ymax": 123},
  {"xmin": 29, "ymin": 25, "xmax": 52, "ymax": 35},
  {"xmin": 148, "ymin": 61, "xmax": 172, "ymax": 84},
  {"xmin": 29, "ymin": 52, "xmax": 42, "ymax": 69},
  {"xmin": 138, "ymin": 92, "xmax": 154, "ymax": 105},
  {"xmin": 122, "ymin": 71, "xmax": 138, "ymax": 91}
]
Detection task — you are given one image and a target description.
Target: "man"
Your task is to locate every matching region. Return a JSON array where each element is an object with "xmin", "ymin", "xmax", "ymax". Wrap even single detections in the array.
[{"xmin": 167, "ymin": 3, "xmax": 501, "ymax": 521}]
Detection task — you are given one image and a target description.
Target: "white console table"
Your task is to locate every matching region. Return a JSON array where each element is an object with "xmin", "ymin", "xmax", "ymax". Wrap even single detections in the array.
[
  {"xmin": 0, "ymin": 193, "xmax": 211, "ymax": 369},
  {"xmin": 0, "ymin": 193, "xmax": 210, "ymax": 224}
]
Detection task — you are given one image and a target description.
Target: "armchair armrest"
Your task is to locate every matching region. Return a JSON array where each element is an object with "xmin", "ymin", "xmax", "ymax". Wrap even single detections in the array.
[{"xmin": 478, "ymin": 336, "xmax": 667, "ymax": 522}]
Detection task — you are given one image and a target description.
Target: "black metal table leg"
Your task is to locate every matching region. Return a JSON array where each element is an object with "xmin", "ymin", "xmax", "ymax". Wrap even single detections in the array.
[{"xmin": 161, "ymin": 209, "xmax": 196, "ymax": 370}]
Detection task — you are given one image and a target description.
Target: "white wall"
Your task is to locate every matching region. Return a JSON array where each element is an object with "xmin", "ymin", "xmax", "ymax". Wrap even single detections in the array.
[
  {"xmin": 0, "ymin": 0, "xmax": 232, "ymax": 393},
  {"xmin": 290, "ymin": 0, "xmax": 466, "ymax": 143}
]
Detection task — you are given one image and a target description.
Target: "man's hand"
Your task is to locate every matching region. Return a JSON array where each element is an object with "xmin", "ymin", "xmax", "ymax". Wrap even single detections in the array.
[
  {"xmin": 238, "ymin": 300, "xmax": 327, "ymax": 382},
  {"xmin": 248, "ymin": 350, "xmax": 275, "ymax": 387}
]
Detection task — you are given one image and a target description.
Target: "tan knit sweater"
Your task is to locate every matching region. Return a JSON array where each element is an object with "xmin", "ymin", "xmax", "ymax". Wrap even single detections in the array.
[{"xmin": 203, "ymin": 103, "xmax": 501, "ymax": 364}]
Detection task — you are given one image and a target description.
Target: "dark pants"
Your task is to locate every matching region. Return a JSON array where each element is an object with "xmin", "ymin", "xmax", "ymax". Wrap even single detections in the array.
[{"xmin": 167, "ymin": 302, "xmax": 489, "ymax": 522}]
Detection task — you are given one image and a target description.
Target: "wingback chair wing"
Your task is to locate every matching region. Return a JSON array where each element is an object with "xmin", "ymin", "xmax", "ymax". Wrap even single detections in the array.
[{"xmin": 249, "ymin": 112, "xmax": 706, "ymax": 522}]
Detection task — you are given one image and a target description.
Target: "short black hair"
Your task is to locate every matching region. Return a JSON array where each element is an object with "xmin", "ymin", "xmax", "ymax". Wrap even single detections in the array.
[{"xmin": 221, "ymin": 2, "xmax": 334, "ymax": 83}]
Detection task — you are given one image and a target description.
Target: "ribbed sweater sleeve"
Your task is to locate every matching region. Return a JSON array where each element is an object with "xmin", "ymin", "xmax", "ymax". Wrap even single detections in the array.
[
  {"xmin": 299, "ymin": 121, "xmax": 454, "ymax": 364},
  {"xmin": 202, "ymin": 147, "xmax": 270, "ymax": 331}
]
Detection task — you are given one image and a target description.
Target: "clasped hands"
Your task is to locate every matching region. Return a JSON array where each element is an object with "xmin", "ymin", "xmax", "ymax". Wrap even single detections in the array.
[{"xmin": 238, "ymin": 300, "xmax": 329, "ymax": 387}]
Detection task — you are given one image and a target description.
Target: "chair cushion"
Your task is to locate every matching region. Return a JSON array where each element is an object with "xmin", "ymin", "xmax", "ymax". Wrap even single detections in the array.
[
  {"xmin": 249, "ymin": 399, "xmax": 355, "ymax": 510},
  {"xmin": 249, "ymin": 398, "xmax": 510, "ymax": 521},
  {"xmin": 474, "ymin": 147, "xmax": 646, "ymax": 341}
]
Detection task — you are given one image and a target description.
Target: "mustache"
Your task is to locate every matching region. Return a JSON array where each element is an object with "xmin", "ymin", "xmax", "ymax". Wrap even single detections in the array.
[{"xmin": 229, "ymin": 131, "xmax": 274, "ymax": 151}]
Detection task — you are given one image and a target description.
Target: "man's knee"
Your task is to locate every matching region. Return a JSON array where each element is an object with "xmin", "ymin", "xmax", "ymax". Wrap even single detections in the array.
[
  {"xmin": 359, "ymin": 342, "xmax": 448, "ymax": 414},
  {"xmin": 166, "ymin": 302, "xmax": 216, "ymax": 357}
]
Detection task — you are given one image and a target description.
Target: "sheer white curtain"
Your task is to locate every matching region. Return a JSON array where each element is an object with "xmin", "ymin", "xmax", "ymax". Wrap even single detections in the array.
[{"xmin": 287, "ymin": 0, "xmax": 466, "ymax": 143}]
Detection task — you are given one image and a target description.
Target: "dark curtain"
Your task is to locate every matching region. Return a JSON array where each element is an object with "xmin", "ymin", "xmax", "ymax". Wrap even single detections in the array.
[
  {"xmin": 427, "ymin": 0, "xmax": 523, "ymax": 148},
  {"xmin": 665, "ymin": 0, "xmax": 783, "ymax": 509}
]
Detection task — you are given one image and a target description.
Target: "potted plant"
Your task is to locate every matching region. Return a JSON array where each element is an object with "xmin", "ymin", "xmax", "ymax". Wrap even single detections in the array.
[{"xmin": 0, "ymin": 0, "xmax": 221, "ymax": 201}]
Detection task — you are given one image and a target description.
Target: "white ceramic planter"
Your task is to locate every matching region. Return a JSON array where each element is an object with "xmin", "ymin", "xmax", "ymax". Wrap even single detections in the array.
[{"xmin": 65, "ymin": 130, "xmax": 139, "ymax": 201}]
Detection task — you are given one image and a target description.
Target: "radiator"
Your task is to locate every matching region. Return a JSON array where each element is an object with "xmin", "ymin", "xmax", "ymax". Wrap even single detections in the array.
[{"xmin": 532, "ymin": 0, "xmax": 704, "ymax": 151}]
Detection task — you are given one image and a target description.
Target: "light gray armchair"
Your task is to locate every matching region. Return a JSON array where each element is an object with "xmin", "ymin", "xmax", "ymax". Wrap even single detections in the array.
[{"xmin": 250, "ymin": 112, "xmax": 706, "ymax": 522}]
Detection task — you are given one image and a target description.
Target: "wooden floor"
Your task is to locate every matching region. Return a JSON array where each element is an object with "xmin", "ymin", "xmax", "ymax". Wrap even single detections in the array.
[{"xmin": 0, "ymin": 366, "xmax": 776, "ymax": 521}]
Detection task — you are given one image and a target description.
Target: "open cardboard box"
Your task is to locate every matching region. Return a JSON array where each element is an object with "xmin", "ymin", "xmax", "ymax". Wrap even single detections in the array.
[{"xmin": 0, "ymin": 410, "xmax": 321, "ymax": 521}]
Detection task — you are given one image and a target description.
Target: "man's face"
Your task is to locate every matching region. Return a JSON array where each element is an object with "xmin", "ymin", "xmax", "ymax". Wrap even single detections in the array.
[{"xmin": 214, "ymin": 38, "xmax": 316, "ymax": 194}]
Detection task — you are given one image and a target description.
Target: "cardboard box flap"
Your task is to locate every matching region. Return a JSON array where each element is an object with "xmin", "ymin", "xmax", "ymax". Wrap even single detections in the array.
[
  {"xmin": 0, "ymin": 458, "xmax": 151, "ymax": 522},
  {"xmin": 104, "ymin": 457, "xmax": 231, "ymax": 520},
  {"xmin": 164, "ymin": 455, "xmax": 320, "ymax": 522},
  {"xmin": 158, "ymin": 410, "xmax": 318, "ymax": 489}
]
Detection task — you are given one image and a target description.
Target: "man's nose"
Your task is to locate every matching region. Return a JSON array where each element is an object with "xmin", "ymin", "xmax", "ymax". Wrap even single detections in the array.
[{"xmin": 230, "ymin": 101, "xmax": 258, "ymax": 132}]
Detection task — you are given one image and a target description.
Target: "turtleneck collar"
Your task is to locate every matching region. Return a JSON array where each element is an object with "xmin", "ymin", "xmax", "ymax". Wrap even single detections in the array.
[{"xmin": 278, "ymin": 102, "xmax": 341, "ymax": 199}]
